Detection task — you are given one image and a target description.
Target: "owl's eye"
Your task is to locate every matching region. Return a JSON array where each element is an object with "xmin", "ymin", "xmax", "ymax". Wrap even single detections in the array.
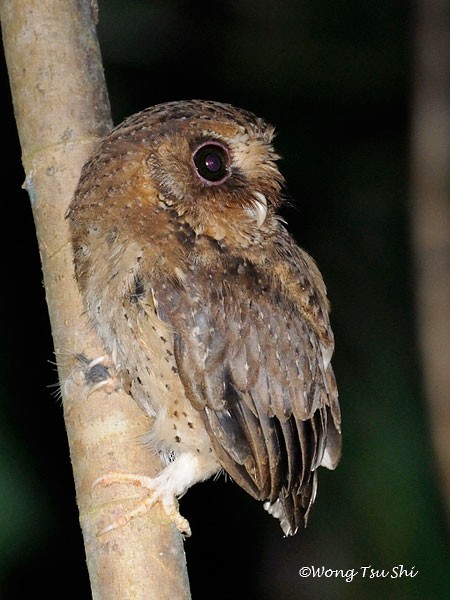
[{"xmin": 193, "ymin": 143, "xmax": 230, "ymax": 184}]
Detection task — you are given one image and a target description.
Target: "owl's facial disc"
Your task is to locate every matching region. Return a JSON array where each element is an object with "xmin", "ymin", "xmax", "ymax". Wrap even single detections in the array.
[{"xmin": 192, "ymin": 142, "xmax": 231, "ymax": 185}]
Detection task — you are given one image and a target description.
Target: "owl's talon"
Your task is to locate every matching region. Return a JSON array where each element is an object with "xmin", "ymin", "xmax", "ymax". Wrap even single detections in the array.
[
  {"xmin": 92, "ymin": 471, "xmax": 191, "ymax": 537},
  {"xmin": 76, "ymin": 354, "xmax": 120, "ymax": 394}
]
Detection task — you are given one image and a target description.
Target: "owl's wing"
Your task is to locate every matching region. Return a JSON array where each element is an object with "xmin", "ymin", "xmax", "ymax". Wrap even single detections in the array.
[{"xmin": 157, "ymin": 248, "xmax": 341, "ymax": 535}]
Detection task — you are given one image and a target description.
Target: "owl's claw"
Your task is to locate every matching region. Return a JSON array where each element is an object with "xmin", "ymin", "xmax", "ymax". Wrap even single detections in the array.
[
  {"xmin": 85, "ymin": 355, "xmax": 119, "ymax": 393},
  {"xmin": 76, "ymin": 354, "xmax": 121, "ymax": 395},
  {"xmin": 92, "ymin": 471, "xmax": 192, "ymax": 537}
]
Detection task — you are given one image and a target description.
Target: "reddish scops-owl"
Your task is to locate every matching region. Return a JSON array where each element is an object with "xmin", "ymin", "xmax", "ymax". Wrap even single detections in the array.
[{"xmin": 68, "ymin": 100, "xmax": 341, "ymax": 536}]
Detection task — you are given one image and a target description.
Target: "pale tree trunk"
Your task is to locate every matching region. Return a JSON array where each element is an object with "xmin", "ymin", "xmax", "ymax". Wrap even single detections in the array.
[
  {"xmin": 0, "ymin": 1, "xmax": 191, "ymax": 597},
  {"xmin": 410, "ymin": 0, "xmax": 450, "ymax": 522}
]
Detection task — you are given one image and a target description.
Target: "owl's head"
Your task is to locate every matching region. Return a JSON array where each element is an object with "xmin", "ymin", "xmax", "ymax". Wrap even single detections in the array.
[{"xmin": 71, "ymin": 100, "xmax": 286, "ymax": 243}]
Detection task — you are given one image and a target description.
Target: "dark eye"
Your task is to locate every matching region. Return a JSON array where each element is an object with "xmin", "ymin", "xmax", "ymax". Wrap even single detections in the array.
[{"xmin": 192, "ymin": 142, "xmax": 230, "ymax": 184}]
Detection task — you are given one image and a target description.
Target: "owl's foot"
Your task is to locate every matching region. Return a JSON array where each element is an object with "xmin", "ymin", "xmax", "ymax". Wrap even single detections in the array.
[
  {"xmin": 92, "ymin": 471, "xmax": 192, "ymax": 537},
  {"xmin": 76, "ymin": 354, "xmax": 121, "ymax": 395}
]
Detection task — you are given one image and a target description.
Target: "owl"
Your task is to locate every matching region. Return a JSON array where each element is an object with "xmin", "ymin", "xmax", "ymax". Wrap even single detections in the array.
[{"xmin": 68, "ymin": 100, "xmax": 341, "ymax": 536}]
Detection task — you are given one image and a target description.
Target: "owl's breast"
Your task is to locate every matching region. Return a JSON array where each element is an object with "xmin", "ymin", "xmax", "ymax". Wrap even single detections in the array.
[{"xmin": 79, "ymin": 231, "xmax": 216, "ymax": 463}]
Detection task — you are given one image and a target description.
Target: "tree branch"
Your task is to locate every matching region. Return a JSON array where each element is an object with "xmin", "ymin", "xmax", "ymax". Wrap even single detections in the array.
[
  {"xmin": 410, "ymin": 0, "xmax": 450, "ymax": 521},
  {"xmin": 0, "ymin": 1, "xmax": 191, "ymax": 597}
]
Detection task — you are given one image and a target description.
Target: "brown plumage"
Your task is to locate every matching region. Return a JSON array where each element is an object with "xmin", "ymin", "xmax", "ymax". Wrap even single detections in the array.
[{"xmin": 68, "ymin": 99, "xmax": 341, "ymax": 536}]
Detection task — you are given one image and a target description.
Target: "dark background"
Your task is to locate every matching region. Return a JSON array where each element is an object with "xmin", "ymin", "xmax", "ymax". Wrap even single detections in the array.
[{"xmin": 1, "ymin": 1, "xmax": 449, "ymax": 598}]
